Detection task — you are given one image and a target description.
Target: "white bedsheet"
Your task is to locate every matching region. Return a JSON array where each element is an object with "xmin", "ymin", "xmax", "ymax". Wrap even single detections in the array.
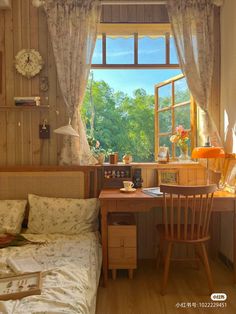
[{"xmin": 0, "ymin": 232, "xmax": 102, "ymax": 314}]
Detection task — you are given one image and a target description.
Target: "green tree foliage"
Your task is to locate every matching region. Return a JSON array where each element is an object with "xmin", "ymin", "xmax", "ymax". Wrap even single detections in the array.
[
  {"xmin": 82, "ymin": 75, "xmax": 155, "ymax": 162},
  {"xmin": 82, "ymin": 73, "xmax": 191, "ymax": 162}
]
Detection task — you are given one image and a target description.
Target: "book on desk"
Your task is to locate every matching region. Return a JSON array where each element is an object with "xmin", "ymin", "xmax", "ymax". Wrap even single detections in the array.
[{"xmin": 142, "ymin": 187, "xmax": 163, "ymax": 197}]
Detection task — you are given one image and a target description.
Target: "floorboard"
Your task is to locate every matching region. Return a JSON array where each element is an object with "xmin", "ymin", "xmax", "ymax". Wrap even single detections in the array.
[{"xmin": 96, "ymin": 259, "xmax": 236, "ymax": 314}]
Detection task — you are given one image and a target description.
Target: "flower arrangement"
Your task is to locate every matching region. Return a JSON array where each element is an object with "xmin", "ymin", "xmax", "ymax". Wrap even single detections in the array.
[
  {"xmin": 87, "ymin": 136, "xmax": 106, "ymax": 158},
  {"xmin": 170, "ymin": 125, "xmax": 189, "ymax": 153},
  {"xmin": 87, "ymin": 135, "xmax": 113, "ymax": 164}
]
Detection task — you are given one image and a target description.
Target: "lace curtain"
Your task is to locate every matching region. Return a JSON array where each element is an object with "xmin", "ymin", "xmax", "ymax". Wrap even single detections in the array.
[
  {"xmin": 43, "ymin": 0, "xmax": 101, "ymax": 165},
  {"xmin": 167, "ymin": 0, "xmax": 222, "ymax": 146}
]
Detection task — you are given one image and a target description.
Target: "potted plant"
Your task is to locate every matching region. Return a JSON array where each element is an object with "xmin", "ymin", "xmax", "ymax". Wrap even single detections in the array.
[
  {"xmin": 122, "ymin": 152, "xmax": 133, "ymax": 164},
  {"xmin": 87, "ymin": 136, "xmax": 107, "ymax": 165}
]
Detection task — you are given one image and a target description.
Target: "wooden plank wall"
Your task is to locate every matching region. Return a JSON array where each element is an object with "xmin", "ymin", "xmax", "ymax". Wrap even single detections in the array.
[
  {"xmin": 101, "ymin": 4, "xmax": 169, "ymax": 23},
  {"xmin": 0, "ymin": 0, "xmax": 67, "ymax": 166},
  {"xmin": 0, "ymin": 2, "xmax": 168, "ymax": 167}
]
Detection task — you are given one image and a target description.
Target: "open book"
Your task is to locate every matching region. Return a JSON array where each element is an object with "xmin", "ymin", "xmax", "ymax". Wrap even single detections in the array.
[
  {"xmin": 7, "ymin": 256, "xmax": 42, "ymax": 274},
  {"xmin": 142, "ymin": 187, "xmax": 163, "ymax": 197}
]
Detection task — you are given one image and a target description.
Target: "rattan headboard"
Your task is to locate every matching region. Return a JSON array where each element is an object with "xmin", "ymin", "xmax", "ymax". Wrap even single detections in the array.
[
  {"xmin": 0, "ymin": 166, "xmax": 99, "ymax": 199},
  {"xmin": 0, "ymin": 166, "xmax": 99, "ymax": 225}
]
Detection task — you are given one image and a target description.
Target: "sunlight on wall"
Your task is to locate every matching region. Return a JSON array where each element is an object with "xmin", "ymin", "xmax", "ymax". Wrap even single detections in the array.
[
  {"xmin": 224, "ymin": 109, "xmax": 236, "ymax": 153},
  {"xmin": 220, "ymin": 0, "xmax": 236, "ymax": 262},
  {"xmin": 221, "ymin": 0, "xmax": 236, "ymax": 154}
]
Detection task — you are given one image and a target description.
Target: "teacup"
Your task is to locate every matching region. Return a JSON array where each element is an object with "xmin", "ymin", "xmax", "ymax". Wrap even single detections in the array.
[{"xmin": 123, "ymin": 181, "xmax": 134, "ymax": 191}]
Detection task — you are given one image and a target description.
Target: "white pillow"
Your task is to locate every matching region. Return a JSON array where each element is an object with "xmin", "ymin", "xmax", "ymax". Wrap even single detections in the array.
[
  {"xmin": 0, "ymin": 200, "xmax": 27, "ymax": 234},
  {"xmin": 27, "ymin": 194, "xmax": 99, "ymax": 234}
]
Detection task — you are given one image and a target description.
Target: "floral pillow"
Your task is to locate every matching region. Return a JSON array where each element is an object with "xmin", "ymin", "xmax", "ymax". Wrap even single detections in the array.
[
  {"xmin": 27, "ymin": 194, "xmax": 99, "ymax": 234},
  {"xmin": 0, "ymin": 200, "xmax": 27, "ymax": 234}
]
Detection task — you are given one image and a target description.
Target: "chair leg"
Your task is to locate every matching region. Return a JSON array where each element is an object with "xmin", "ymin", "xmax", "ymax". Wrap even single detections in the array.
[
  {"xmin": 200, "ymin": 243, "xmax": 214, "ymax": 294},
  {"xmin": 161, "ymin": 242, "xmax": 173, "ymax": 295},
  {"xmin": 194, "ymin": 245, "xmax": 200, "ymax": 270},
  {"xmin": 156, "ymin": 235, "xmax": 164, "ymax": 268}
]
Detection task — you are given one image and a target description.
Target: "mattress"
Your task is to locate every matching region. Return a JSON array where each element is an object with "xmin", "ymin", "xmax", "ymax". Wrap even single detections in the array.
[{"xmin": 0, "ymin": 232, "xmax": 102, "ymax": 314}]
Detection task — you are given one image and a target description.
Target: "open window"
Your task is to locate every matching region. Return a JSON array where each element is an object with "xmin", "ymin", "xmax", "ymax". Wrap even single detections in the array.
[
  {"xmin": 155, "ymin": 74, "xmax": 196, "ymax": 160},
  {"xmin": 83, "ymin": 24, "xmax": 195, "ymax": 162}
]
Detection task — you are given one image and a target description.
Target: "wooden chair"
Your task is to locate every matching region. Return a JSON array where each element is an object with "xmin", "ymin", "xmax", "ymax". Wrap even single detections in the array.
[{"xmin": 157, "ymin": 184, "xmax": 217, "ymax": 295}]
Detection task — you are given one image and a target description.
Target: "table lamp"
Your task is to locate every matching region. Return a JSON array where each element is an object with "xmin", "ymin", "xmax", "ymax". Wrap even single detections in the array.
[{"xmin": 192, "ymin": 141, "xmax": 225, "ymax": 185}]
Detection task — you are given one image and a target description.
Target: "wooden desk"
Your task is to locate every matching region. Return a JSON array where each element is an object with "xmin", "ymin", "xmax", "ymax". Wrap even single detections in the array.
[{"xmin": 99, "ymin": 189, "xmax": 236, "ymax": 286}]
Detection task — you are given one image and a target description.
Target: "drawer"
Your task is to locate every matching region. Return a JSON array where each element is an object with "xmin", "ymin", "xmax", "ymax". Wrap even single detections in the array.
[
  {"xmin": 108, "ymin": 247, "xmax": 137, "ymax": 267},
  {"xmin": 108, "ymin": 226, "xmax": 136, "ymax": 248}
]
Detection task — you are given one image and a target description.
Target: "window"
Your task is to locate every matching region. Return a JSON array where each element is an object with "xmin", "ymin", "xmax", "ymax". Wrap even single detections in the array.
[
  {"xmin": 83, "ymin": 24, "xmax": 195, "ymax": 162},
  {"xmin": 155, "ymin": 74, "xmax": 195, "ymax": 159},
  {"xmin": 92, "ymin": 24, "xmax": 179, "ymax": 68}
]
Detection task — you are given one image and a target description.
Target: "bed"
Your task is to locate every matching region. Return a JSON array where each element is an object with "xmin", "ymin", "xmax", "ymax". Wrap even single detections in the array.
[{"xmin": 0, "ymin": 167, "xmax": 102, "ymax": 314}]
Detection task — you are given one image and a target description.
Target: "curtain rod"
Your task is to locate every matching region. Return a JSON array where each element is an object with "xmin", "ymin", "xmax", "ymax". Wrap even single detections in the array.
[{"xmin": 100, "ymin": 1, "xmax": 166, "ymax": 4}]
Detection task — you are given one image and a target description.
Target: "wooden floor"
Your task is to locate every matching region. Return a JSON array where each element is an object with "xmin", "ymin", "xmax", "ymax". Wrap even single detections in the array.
[{"xmin": 96, "ymin": 259, "xmax": 236, "ymax": 314}]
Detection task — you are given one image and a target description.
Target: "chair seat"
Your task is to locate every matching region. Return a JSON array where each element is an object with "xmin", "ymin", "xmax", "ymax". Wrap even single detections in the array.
[{"xmin": 156, "ymin": 224, "xmax": 210, "ymax": 243}]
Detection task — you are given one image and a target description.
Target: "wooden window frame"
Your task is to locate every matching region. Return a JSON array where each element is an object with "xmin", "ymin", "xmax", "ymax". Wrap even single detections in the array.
[
  {"xmin": 90, "ymin": 24, "xmax": 196, "ymax": 161},
  {"xmin": 91, "ymin": 24, "xmax": 179, "ymax": 69},
  {"xmin": 154, "ymin": 74, "xmax": 196, "ymax": 160}
]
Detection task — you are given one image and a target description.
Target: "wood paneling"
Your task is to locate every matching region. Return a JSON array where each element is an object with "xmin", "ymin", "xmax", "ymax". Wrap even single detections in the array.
[
  {"xmin": 0, "ymin": 0, "xmax": 67, "ymax": 166},
  {"xmin": 134, "ymin": 163, "xmax": 206, "ymax": 188},
  {"xmin": 0, "ymin": 1, "xmax": 169, "ymax": 167},
  {"xmin": 209, "ymin": 7, "xmax": 221, "ymax": 131},
  {"xmin": 101, "ymin": 4, "xmax": 169, "ymax": 23}
]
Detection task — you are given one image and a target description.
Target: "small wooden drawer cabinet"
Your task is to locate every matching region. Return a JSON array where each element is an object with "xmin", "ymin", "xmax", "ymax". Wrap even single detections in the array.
[{"xmin": 108, "ymin": 213, "xmax": 137, "ymax": 280}]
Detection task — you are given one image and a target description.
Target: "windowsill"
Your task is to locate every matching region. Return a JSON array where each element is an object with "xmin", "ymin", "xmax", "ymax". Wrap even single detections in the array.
[{"xmin": 103, "ymin": 161, "xmax": 200, "ymax": 167}]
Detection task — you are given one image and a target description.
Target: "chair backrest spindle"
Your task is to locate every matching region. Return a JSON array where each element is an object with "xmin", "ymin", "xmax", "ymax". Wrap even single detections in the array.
[{"xmin": 160, "ymin": 184, "xmax": 217, "ymax": 242}]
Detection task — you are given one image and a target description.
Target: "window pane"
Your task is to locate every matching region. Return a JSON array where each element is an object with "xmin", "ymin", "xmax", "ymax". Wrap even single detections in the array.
[
  {"xmin": 159, "ymin": 136, "xmax": 172, "ymax": 155},
  {"xmin": 92, "ymin": 38, "xmax": 102, "ymax": 64},
  {"xmin": 158, "ymin": 84, "xmax": 172, "ymax": 109},
  {"xmin": 174, "ymin": 104, "xmax": 191, "ymax": 129},
  {"xmin": 106, "ymin": 36, "xmax": 134, "ymax": 64},
  {"xmin": 174, "ymin": 77, "xmax": 190, "ymax": 104},
  {"xmin": 159, "ymin": 110, "xmax": 172, "ymax": 133},
  {"xmin": 138, "ymin": 36, "xmax": 166, "ymax": 64},
  {"xmin": 170, "ymin": 36, "xmax": 178, "ymax": 64}
]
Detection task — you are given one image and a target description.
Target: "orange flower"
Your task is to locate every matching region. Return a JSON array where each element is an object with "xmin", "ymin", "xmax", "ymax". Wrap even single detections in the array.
[
  {"xmin": 181, "ymin": 130, "xmax": 188, "ymax": 138},
  {"xmin": 170, "ymin": 125, "xmax": 189, "ymax": 147}
]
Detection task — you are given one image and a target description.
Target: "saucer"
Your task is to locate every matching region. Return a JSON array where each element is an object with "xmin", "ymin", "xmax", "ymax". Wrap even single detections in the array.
[{"xmin": 120, "ymin": 188, "xmax": 136, "ymax": 193}]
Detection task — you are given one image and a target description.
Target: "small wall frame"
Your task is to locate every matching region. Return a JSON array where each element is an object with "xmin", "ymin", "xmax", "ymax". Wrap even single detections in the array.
[
  {"xmin": 0, "ymin": 272, "xmax": 42, "ymax": 301},
  {"xmin": 158, "ymin": 169, "xmax": 179, "ymax": 186},
  {"xmin": 157, "ymin": 146, "xmax": 169, "ymax": 163}
]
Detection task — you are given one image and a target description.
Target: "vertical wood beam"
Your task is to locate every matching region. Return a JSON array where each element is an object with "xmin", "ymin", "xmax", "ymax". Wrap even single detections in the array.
[
  {"xmin": 102, "ymin": 33, "xmax": 106, "ymax": 65},
  {"xmin": 134, "ymin": 32, "xmax": 138, "ymax": 65},
  {"xmin": 171, "ymin": 81, "xmax": 175, "ymax": 158},
  {"xmin": 165, "ymin": 32, "xmax": 170, "ymax": 65},
  {"xmin": 154, "ymin": 86, "xmax": 159, "ymax": 161}
]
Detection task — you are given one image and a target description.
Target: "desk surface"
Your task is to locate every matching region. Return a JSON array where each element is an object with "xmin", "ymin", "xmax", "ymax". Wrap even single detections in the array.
[
  {"xmin": 99, "ymin": 188, "xmax": 236, "ymax": 286},
  {"xmin": 99, "ymin": 188, "xmax": 236, "ymax": 200}
]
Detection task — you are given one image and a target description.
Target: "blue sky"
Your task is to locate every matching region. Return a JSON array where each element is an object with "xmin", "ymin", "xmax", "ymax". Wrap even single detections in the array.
[
  {"xmin": 91, "ymin": 36, "xmax": 181, "ymax": 96},
  {"xmin": 92, "ymin": 69, "xmax": 182, "ymax": 96}
]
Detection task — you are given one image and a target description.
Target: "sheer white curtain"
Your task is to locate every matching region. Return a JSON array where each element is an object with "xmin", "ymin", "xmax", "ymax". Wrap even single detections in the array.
[
  {"xmin": 43, "ymin": 0, "xmax": 101, "ymax": 165},
  {"xmin": 167, "ymin": 0, "xmax": 222, "ymax": 146}
]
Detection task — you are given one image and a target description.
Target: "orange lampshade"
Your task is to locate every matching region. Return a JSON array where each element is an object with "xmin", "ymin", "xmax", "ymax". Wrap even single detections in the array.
[{"xmin": 192, "ymin": 147, "xmax": 225, "ymax": 159}]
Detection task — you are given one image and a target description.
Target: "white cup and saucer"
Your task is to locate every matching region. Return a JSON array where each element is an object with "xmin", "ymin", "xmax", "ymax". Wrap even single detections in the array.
[{"xmin": 120, "ymin": 181, "xmax": 136, "ymax": 193}]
